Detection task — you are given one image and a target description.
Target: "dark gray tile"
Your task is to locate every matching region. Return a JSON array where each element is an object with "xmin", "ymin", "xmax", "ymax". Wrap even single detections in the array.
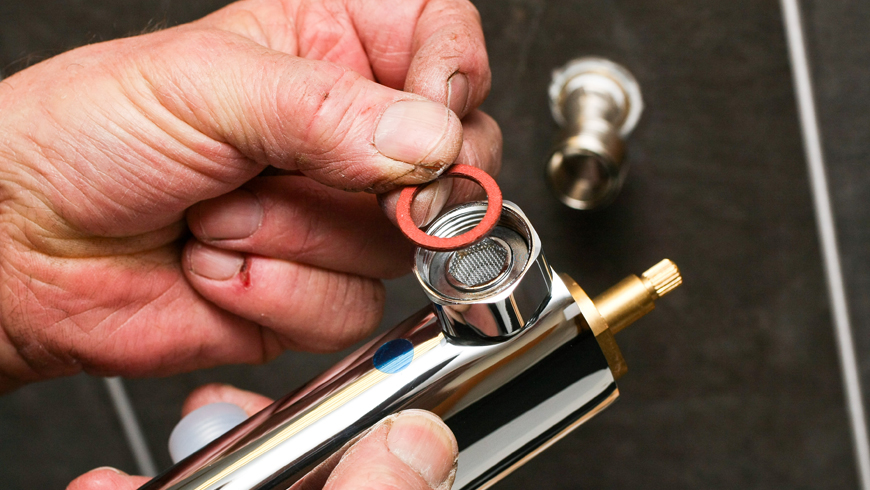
[
  {"xmin": 0, "ymin": 374, "xmax": 137, "ymax": 488},
  {"xmin": 0, "ymin": 0, "xmax": 232, "ymax": 78},
  {"xmin": 475, "ymin": 0, "xmax": 855, "ymax": 488},
  {"xmin": 801, "ymin": 0, "xmax": 870, "ymax": 431}
]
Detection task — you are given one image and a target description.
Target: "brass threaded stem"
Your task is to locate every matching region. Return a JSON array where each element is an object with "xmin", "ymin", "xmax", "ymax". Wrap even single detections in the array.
[{"xmin": 641, "ymin": 259, "xmax": 682, "ymax": 299}]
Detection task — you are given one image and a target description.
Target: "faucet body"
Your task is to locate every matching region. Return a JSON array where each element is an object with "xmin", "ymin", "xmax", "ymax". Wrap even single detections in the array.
[{"xmin": 140, "ymin": 202, "xmax": 680, "ymax": 490}]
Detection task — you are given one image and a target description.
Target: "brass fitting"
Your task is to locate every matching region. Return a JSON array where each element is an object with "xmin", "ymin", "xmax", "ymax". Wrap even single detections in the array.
[{"xmin": 562, "ymin": 259, "xmax": 682, "ymax": 379}]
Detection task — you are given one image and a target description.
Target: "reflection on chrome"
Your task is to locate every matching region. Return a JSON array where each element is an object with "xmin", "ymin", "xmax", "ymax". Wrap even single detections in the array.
[{"xmin": 140, "ymin": 202, "xmax": 680, "ymax": 490}]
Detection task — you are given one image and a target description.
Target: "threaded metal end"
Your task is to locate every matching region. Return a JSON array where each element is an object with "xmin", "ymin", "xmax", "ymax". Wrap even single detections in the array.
[{"xmin": 641, "ymin": 259, "xmax": 682, "ymax": 299}]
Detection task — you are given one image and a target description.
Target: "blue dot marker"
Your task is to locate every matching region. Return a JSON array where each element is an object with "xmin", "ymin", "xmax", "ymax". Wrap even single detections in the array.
[{"xmin": 373, "ymin": 339, "xmax": 414, "ymax": 374}]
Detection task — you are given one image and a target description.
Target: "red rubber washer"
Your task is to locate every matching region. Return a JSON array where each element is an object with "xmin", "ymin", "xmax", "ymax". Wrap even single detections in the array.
[{"xmin": 396, "ymin": 164, "xmax": 502, "ymax": 251}]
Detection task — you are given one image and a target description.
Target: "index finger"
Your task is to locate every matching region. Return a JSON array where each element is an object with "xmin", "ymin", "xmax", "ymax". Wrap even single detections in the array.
[{"xmin": 349, "ymin": 0, "xmax": 491, "ymax": 117}]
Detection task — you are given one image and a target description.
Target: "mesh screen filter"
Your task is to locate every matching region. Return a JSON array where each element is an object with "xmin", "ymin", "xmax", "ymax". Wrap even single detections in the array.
[{"xmin": 447, "ymin": 238, "xmax": 510, "ymax": 288}]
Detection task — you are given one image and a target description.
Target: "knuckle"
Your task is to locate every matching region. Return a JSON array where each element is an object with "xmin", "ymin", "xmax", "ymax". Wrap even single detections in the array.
[
  {"xmin": 296, "ymin": 67, "xmax": 371, "ymax": 161},
  {"xmin": 214, "ymin": 8, "xmax": 270, "ymax": 46},
  {"xmin": 272, "ymin": 184, "xmax": 334, "ymax": 259}
]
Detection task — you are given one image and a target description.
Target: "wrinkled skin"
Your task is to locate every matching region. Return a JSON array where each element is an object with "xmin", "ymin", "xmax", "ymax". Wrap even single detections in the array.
[
  {"xmin": 0, "ymin": 0, "xmax": 500, "ymax": 390},
  {"xmin": 0, "ymin": 0, "xmax": 501, "ymax": 487}
]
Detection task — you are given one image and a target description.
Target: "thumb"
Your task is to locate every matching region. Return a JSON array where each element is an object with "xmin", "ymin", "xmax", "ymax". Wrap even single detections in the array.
[
  {"xmin": 66, "ymin": 467, "xmax": 150, "ymax": 490},
  {"xmin": 324, "ymin": 410, "xmax": 458, "ymax": 490},
  {"xmin": 141, "ymin": 28, "xmax": 464, "ymax": 194}
]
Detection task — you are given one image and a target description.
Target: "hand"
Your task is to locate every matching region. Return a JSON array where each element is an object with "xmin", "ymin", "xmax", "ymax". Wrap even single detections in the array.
[
  {"xmin": 0, "ymin": 0, "xmax": 501, "ymax": 392},
  {"xmin": 66, "ymin": 385, "xmax": 458, "ymax": 490}
]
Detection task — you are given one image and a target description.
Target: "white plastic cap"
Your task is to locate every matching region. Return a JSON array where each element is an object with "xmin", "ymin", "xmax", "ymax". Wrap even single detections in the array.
[{"xmin": 168, "ymin": 402, "xmax": 248, "ymax": 463}]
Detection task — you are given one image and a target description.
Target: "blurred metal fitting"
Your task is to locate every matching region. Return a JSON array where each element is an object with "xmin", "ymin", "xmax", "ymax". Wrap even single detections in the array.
[{"xmin": 547, "ymin": 57, "xmax": 643, "ymax": 209}]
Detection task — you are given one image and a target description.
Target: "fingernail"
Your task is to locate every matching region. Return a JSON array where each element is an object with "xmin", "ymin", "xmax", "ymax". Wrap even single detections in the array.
[
  {"xmin": 197, "ymin": 190, "xmax": 263, "ymax": 240},
  {"xmin": 412, "ymin": 179, "xmax": 453, "ymax": 227},
  {"xmin": 90, "ymin": 466, "xmax": 128, "ymax": 476},
  {"xmin": 375, "ymin": 100, "xmax": 450, "ymax": 164},
  {"xmin": 447, "ymin": 73, "xmax": 469, "ymax": 116},
  {"xmin": 189, "ymin": 243, "xmax": 244, "ymax": 281},
  {"xmin": 387, "ymin": 411, "xmax": 457, "ymax": 488}
]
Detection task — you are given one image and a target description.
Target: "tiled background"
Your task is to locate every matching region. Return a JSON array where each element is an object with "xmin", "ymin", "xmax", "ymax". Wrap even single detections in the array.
[{"xmin": 1, "ymin": 0, "xmax": 867, "ymax": 488}]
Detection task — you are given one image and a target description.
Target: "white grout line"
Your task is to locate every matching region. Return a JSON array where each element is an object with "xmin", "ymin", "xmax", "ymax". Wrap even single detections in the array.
[
  {"xmin": 104, "ymin": 377, "xmax": 158, "ymax": 477},
  {"xmin": 780, "ymin": 1, "xmax": 870, "ymax": 488}
]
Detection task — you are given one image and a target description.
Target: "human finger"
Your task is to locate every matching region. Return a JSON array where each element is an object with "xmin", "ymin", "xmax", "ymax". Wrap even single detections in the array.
[
  {"xmin": 346, "ymin": 0, "xmax": 491, "ymax": 117},
  {"xmin": 66, "ymin": 467, "xmax": 150, "ymax": 490},
  {"xmin": 182, "ymin": 241, "xmax": 385, "ymax": 353},
  {"xmin": 0, "ymin": 25, "xmax": 463, "ymax": 246},
  {"xmin": 181, "ymin": 383, "xmax": 274, "ymax": 417},
  {"xmin": 196, "ymin": 0, "xmax": 490, "ymax": 117},
  {"xmin": 379, "ymin": 109, "xmax": 502, "ymax": 227},
  {"xmin": 198, "ymin": 0, "xmax": 378, "ymax": 80},
  {"xmin": 403, "ymin": 0, "xmax": 491, "ymax": 116},
  {"xmin": 137, "ymin": 29, "xmax": 463, "ymax": 194},
  {"xmin": 324, "ymin": 410, "xmax": 458, "ymax": 490},
  {"xmin": 186, "ymin": 176, "xmax": 414, "ymax": 279}
]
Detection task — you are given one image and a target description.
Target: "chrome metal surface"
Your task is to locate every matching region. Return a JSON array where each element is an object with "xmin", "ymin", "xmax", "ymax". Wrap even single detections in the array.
[
  {"xmin": 547, "ymin": 57, "xmax": 643, "ymax": 210},
  {"xmin": 140, "ymin": 201, "xmax": 617, "ymax": 490},
  {"xmin": 415, "ymin": 201, "xmax": 551, "ymax": 340},
  {"xmin": 140, "ymin": 275, "xmax": 615, "ymax": 490}
]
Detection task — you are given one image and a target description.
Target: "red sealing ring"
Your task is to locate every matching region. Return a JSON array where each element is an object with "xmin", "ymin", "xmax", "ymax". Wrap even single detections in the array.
[{"xmin": 396, "ymin": 164, "xmax": 502, "ymax": 251}]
